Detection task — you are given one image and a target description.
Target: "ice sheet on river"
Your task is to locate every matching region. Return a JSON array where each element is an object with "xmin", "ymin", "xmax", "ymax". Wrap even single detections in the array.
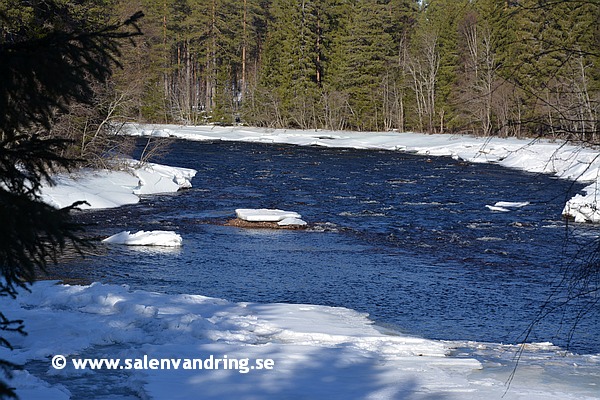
[{"xmin": 2, "ymin": 281, "xmax": 598, "ymax": 400}]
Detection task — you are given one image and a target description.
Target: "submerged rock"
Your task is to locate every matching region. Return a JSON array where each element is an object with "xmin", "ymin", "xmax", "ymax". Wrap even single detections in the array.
[
  {"xmin": 224, "ymin": 218, "xmax": 308, "ymax": 230},
  {"xmin": 227, "ymin": 208, "xmax": 308, "ymax": 229}
]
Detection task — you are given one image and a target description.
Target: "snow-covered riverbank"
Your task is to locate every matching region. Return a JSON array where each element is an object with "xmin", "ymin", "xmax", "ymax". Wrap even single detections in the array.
[
  {"xmin": 128, "ymin": 124, "xmax": 600, "ymax": 223},
  {"xmin": 40, "ymin": 158, "xmax": 197, "ymax": 210},
  {"xmin": 3, "ymin": 281, "xmax": 599, "ymax": 399}
]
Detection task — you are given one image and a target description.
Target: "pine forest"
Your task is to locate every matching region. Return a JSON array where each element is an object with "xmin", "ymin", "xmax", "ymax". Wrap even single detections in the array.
[{"xmin": 2, "ymin": 0, "xmax": 599, "ymax": 139}]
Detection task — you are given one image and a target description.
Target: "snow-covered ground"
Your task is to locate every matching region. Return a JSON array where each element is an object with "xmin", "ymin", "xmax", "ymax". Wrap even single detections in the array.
[
  {"xmin": 4, "ymin": 125, "xmax": 599, "ymax": 399},
  {"xmin": 3, "ymin": 281, "xmax": 599, "ymax": 400}
]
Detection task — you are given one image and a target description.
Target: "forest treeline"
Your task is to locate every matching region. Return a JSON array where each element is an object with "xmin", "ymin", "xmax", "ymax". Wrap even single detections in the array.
[{"xmin": 3, "ymin": 0, "xmax": 600, "ymax": 139}]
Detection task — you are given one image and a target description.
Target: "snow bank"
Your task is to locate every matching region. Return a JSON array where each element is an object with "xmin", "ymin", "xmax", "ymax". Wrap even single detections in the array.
[
  {"xmin": 40, "ymin": 159, "xmax": 197, "ymax": 210},
  {"xmin": 126, "ymin": 124, "xmax": 600, "ymax": 223},
  {"xmin": 562, "ymin": 184, "xmax": 600, "ymax": 223},
  {"xmin": 102, "ymin": 230, "xmax": 183, "ymax": 247},
  {"xmin": 2, "ymin": 281, "xmax": 598, "ymax": 399},
  {"xmin": 132, "ymin": 161, "xmax": 195, "ymax": 195}
]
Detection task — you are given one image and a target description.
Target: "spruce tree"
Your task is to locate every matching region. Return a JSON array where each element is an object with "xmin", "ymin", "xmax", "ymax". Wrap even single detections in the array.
[
  {"xmin": 257, "ymin": 0, "xmax": 323, "ymax": 128},
  {"xmin": 328, "ymin": 0, "xmax": 400, "ymax": 131},
  {"xmin": 497, "ymin": 0, "xmax": 600, "ymax": 139},
  {"xmin": 0, "ymin": 1, "xmax": 141, "ymax": 397}
]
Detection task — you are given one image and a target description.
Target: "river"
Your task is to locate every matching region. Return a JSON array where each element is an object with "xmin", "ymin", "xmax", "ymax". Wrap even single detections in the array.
[{"xmin": 60, "ymin": 138, "xmax": 600, "ymax": 354}]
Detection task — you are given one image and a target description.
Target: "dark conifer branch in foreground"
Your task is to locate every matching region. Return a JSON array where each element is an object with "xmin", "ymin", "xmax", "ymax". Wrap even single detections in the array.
[{"xmin": 0, "ymin": 2, "xmax": 143, "ymax": 398}]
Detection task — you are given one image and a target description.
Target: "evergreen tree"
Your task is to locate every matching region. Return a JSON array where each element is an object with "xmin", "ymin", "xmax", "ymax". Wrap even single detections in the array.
[
  {"xmin": 137, "ymin": 0, "xmax": 266, "ymax": 125},
  {"xmin": 257, "ymin": 0, "xmax": 324, "ymax": 128},
  {"xmin": 330, "ymin": 0, "xmax": 389, "ymax": 131},
  {"xmin": 411, "ymin": 0, "xmax": 467, "ymax": 133},
  {"xmin": 82, "ymin": 0, "xmax": 598, "ymax": 136},
  {"xmin": 535, "ymin": 0, "xmax": 599, "ymax": 139},
  {"xmin": 498, "ymin": 0, "xmax": 600, "ymax": 139},
  {"xmin": 0, "ymin": 2, "xmax": 141, "ymax": 397},
  {"xmin": 328, "ymin": 0, "xmax": 414, "ymax": 131},
  {"xmin": 212, "ymin": 0, "xmax": 266, "ymax": 124}
]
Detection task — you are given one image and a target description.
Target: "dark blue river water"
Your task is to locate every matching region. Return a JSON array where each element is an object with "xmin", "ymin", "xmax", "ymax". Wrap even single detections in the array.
[{"xmin": 67, "ymin": 139, "xmax": 600, "ymax": 354}]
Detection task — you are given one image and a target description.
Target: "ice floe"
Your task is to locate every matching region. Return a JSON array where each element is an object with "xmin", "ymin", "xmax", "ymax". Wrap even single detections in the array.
[
  {"xmin": 486, "ymin": 201, "xmax": 530, "ymax": 212},
  {"xmin": 234, "ymin": 208, "xmax": 308, "ymax": 227},
  {"xmin": 494, "ymin": 201, "xmax": 530, "ymax": 208},
  {"xmin": 102, "ymin": 230, "xmax": 183, "ymax": 247},
  {"xmin": 277, "ymin": 217, "xmax": 307, "ymax": 226}
]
